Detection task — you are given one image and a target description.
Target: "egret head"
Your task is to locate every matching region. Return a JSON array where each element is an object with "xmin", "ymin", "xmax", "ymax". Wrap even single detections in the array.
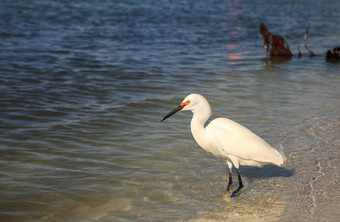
[{"xmin": 161, "ymin": 94, "xmax": 210, "ymax": 121}]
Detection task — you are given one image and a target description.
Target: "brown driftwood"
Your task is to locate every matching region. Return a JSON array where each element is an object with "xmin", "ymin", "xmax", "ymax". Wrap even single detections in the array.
[
  {"xmin": 304, "ymin": 22, "xmax": 315, "ymax": 57},
  {"xmin": 260, "ymin": 23, "xmax": 293, "ymax": 57},
  {"xmin": 260, "ymin": 23, "xmax": 339, "ymax": 60}
]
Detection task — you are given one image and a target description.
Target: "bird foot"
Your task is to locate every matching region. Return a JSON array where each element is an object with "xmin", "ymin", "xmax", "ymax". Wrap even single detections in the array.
[{"xmin": 230, "ymin": 186, "xmax": 243, "ymax": 198}]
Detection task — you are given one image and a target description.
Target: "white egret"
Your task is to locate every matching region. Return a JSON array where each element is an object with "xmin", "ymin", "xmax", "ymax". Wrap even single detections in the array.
[{"xmin": 161, "ymin": 94, "xmax": 284, "ymax": 196}]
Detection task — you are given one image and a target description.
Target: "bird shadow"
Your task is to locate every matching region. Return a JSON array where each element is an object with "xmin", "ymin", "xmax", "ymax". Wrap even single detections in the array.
[
  {"xmin": 221, "ymin": 165, "xmax": 293, "ymax": 198},
  {"xmin": 240, "ymin": 164, "xmax": 294, "ymax": 179}
]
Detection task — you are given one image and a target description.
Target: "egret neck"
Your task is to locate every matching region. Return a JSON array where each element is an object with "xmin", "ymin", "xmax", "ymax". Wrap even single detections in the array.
[{"xmin": 189, "ymin": 99, "xmax": 211, "ymax": 150}]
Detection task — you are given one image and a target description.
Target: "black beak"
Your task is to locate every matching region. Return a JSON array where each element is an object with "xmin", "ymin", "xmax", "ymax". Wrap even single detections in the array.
[{"xmin": 161, "ymin": 104, "xmax": 185, "ymax": 122}]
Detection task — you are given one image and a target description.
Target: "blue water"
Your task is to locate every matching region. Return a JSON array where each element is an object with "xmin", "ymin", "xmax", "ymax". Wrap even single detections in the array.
[{"xmin": 1, "ymin": 0, "xmax": 339, "ymax": 221}]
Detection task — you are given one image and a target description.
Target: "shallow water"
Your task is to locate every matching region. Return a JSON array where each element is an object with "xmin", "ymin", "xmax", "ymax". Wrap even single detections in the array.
[{"xmin": 1, "ymin": 0, "xmax": 339, "ymax": 221}]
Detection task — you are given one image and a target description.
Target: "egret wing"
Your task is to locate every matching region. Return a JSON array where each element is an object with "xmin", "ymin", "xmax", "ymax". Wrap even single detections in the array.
[{"xmin": 207, "ymin": 118, "xmax": 283, "ymax": 165}]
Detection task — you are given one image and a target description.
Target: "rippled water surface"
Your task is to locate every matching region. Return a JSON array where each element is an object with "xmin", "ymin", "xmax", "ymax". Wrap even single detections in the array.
[{"xmin": 1, "ymin": 0, "xmax": 339, "ymax": 221}]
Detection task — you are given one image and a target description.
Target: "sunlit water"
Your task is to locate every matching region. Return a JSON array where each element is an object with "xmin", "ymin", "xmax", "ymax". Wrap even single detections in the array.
[{"xmin": 1, "ymin": 0, "xmax": 339, "ymax": 221}]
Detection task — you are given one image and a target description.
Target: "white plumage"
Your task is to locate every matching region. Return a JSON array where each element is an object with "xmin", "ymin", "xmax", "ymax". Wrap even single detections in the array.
[{"xmin": 162, "ymin": 93, "xmax": 284, "ymax": 196}]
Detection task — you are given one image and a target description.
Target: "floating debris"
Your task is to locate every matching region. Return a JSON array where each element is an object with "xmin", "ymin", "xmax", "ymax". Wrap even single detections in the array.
[{"xmin": 325, "ymin": 47, "xmax": 340, "ymax": 59}]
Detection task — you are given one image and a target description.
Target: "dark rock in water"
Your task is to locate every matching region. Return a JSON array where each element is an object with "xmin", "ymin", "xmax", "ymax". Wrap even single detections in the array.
[{"xmin": 326, "ymin": 47, "xmax": 340, "ymax": 59}]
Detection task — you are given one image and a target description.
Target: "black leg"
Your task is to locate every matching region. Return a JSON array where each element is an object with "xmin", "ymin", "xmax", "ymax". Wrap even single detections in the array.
[
  {"xmin": 226, "ymin": 172, "xmax": 232, "ymax": 192},
  {"xmin": 230, "ymin": 169, "xmax": 243, "ymax": 197},
  {"xmin": 237, "ymin": 169, "xmax": 243, "ymax": 189}
]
